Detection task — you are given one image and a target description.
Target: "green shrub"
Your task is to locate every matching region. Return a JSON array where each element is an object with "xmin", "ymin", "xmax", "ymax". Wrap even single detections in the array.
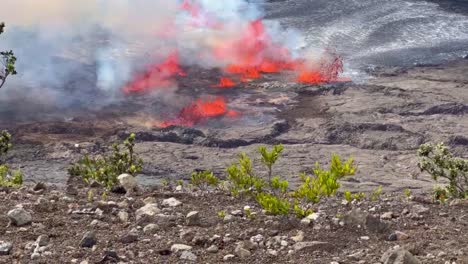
[
  {"xmin": 418, "ymin": 143, "xmax": 468, "ymax": 198},
  {"xmin": 271, "ymin": 176, "xmax": 289, "ymax": 193},
  {"xmin": 344, "ymin": 190, "xmax": 352, "ymax": 203},
  {"xmin": 293, "ymin": 201, "xmax": 313, "ymax": 218},
  {"xmin": 0, "ymin": 131, "xmax": 23, "ymax": 187},
  {"xmin": 227, "ymin": 153, "xmax": 266, "ymax": 196},
  {"xmin": 191, "ymin": 170, "xmax": 219, "ymax": 191},
  {"xmin": 256, "ymin": 192, "xmax": 290, "ymax": 215},
  {"xmin": 293, "ymin": 154, "xmax": 356, "ymax": 203},
  {"xmin": 0, "ymin": 165, "xmax": 23, "ymax": 187},
  {"xmin": 0, "ymin": 23, "xmax": 17, "ymax": 89},
  {"xmin": 370, "ymin": 185, "xmax": 383, "ymax": 201},
  {"xmin": 433, "ymin": 186, "xmax": 448, "ymax": 203},
  {"xmin": 259, "ymin": 144, "xmax": 284, "ymax": 184},
  {"xmin": 0, "ymin": 130, "xmax": 12, "ymax": 162},
  {"xmin": 217, "ymin": 210, "xmax": 226, "ymax": 218},
  {"xmin": 68, "ymin": 133, "xmax": 143, "ymax": 190}
]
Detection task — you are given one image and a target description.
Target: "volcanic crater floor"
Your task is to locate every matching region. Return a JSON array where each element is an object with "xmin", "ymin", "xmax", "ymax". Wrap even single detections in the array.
[{"xmin": 2, "ymin": 60, "xmax": 468, "ymax": 193}]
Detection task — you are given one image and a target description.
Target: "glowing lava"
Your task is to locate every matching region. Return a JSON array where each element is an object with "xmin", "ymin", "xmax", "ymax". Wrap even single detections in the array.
[
  {"xmin": 122, "ymin": 1, "xmax": 346, "ymax": 127},
  {"xmin": 123, "ymin": 52, "xmax": 186, "ymax": 94},
  {"xmin": 161, "ymin": 97, "xmax": 238, "ymax": 127},
  {"xmin": 214, "ymin": 77, "xmax": 236, "ymax": 88}
]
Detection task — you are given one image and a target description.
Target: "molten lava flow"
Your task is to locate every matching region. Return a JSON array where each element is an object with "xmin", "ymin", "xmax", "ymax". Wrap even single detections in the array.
[
  {"xmin": 296, "ymin": 55, "xmax": 344, "ymax": 84},
  {"xmin": 160, "ymin": 97, "xmax": 238, "ymax": 127},
  {"xmin": 123, "ymin": 52, "xmax": 186, "ymax": 94},
  {"xmin": 214, "ymin": 77, "xmax": 236, "ymax": 88}
]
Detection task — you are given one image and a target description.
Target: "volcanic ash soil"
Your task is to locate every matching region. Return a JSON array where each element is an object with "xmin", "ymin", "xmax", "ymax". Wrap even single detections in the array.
[{"xmin": 0, "ymin": 182, "xmax": 467, "ymax": 263}]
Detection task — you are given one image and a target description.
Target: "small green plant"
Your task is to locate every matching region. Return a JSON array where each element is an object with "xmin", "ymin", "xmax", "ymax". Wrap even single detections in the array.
[
  {"xmin": 217, "ymin": 210, "xmax": 226, "ymax": 218},
  {"xmin": 161, "ymin": 179, "xmax": 170, "ymax": 187},
  {"xmin": 370, "ymin": 186, "xmax": 383, "ymax": 201},
  {"xmin": 101, "ymin": 191, "xmax": 108, "ymax": 201},
  {"xmin": 68, "ymin": 133, "xmax": 143, "ymax": 190},
  {"xmin": 294, "ymin": 154, "xmax": 356, "ymax": 203},
  {"xmin": 0, "ymin": 131, "xmax": 23, "ymax": 187},
  {"xmin": 353, "ymin": 192, "xmax": 365, "ymax": 201},
  {"xmin": 293, "ymin": 201, "xmax": 313, "ymax": 218},
  {"xmin": 344, "ymin": 190, "xmax": 353, "ymax": 203},
  {"xmin": 176, "ymin": 180, "xmax": 184, "ymax": 187},
  {"xmin": 259, "ymin": 144, "xmax": 284, "ymax": 184},
  {"xmin": 0, "ymin": 165, "xmax": 23, "ymax": 187},
  {"xmin": 433, "ymin": 186, "xmax": 448, "ymax": 203},
  {"xmin": 344, "ymin": 190, "xmax": 365, "ymax": 203},
  {"xmin": 404, "ymin": 188, "xmax": 412, "ymax": 199},
  {"xmin": 244, "ymin": 207, "xmax": 253, "ymax": 218},
  {"xmin": 256, "ymin": 192, "xmax": 290, "ymax": 215},
  {"xmin": 418, "ymin": 143, "xmax": 468, "ymax": 198},
  {"xmin": 227, "ymin": 153, "xmax": 266, "ymax": 196},
  {"xmin": 271, "ymin": 176, "xmax": 289, "ymax": 193},
  {"xmin": 0, "ymin": 130, "xmax": 12, "ymax": 161},
  {"xmin": 190, "ymin": 170, "xmax": 219, "ymax": 191},
  {"xmin": 87, "ymin": 189, "xmax": 94, "ymax": 202}
]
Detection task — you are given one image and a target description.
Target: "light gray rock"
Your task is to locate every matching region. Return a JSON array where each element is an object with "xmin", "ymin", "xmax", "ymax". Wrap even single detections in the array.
[
  {"xmin": 180, "ymin": 251, "xmax": 197, "ymax": 261},
  {"xmin": 231, "ymin": 210, "xmax": 243, "ymax": 216},
  {"xmin": 186, "ymin": 211, "xmax": 200, "ymax": 226},
  {"xmin": 223, "ymin": 254, "xmax": 235, "ymax": 261},
  {"xmin": 223, "ymin": 214, "xmax": 235, "ymax": 223},
  {"xmin": 7, "ymin": 208, "xmax": 32, "ymax": 226},
  {"xmin": 291, "ymin": 231, "xmax": 304, "ymax": 242},
  {"xmin": 171, "ymin": 244, "xmax": 192, "ymax": 253},
  {"xmin": 31, "ymin": 252, "xmax": 41, "ymax": 260},
  {"xmin": 143, "ymin": 224, "xmax": 158, "ymax": 234},
  {"xmin": 381, "ymin": 248, "xmax": 422, "ymax": 264},
  {"xmin": 118, "ymin": 211, "xmax": 129, "ymax": 223},
  {"xmin": 162, "ymin": 197, "xmax": 182, "ymax": 207},
  {"xmin": 0, "ymin": 241, "xmax": 12, "ymax": 256},
  {"xmin": 207, "ymin": 245, "xmax": 219, "ymax": 253},
  {"xmin": 234, "ymin": 245, "xmax": 251, "ymax": 259},
  {"xmin": 118, "ymin": 174, "xmax": 137, "ymax": 193},
  {"xmin": 381, "ymin": 212, "xmax": 394, "ymax": 220},
  {"xmin": 135, "ymin": 203, "xmax": 161, "ymax": 221},
  {"xmin": 268, "ymin": 249, "xmax": 278, "ymax": 256},
  {"xmin": 293, "ymin": 241, "xmax": 334, "ymax": 253}
]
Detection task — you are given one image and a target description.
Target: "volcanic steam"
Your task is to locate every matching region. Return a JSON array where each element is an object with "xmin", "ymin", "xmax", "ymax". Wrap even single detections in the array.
[{"xmin": 0, "ymin": 0, "xmax": 344, "ymax": 126}]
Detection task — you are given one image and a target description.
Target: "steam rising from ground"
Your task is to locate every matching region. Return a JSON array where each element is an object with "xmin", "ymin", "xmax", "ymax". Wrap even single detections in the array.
[{"xmin": 0, "ymin": 0, "xmax": 315, "ymax": 113}]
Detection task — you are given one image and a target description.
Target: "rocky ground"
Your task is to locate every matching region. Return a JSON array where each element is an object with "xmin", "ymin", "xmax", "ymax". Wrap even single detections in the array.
[{"xmin": 0, "ymin": 179, "xmax": 467, "ymax": 264}]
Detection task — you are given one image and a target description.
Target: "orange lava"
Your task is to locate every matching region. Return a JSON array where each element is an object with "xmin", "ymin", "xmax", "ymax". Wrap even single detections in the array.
[
  {"xmin": 214, "ymin": 77, "xmax": 236, "ymax": 88},
  {"xmin": 123, "ymin": 52, "xmax": 186, "ymax": 94},
  {"xmin": 160, "ymin": 97, "xmax": 237, "ymax": 127}
]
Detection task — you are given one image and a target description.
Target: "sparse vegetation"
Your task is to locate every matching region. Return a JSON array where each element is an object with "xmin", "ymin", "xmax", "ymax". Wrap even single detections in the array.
[
  {"xmin": 293, "ymin": 154, "xmax": 356, "ymax": 204},
  {"xmin": 68, "ymin": 133, "xmax": 143, "ymax": 190},
  {"xmin": 0, "ymin": 130, "xmax": 23, "ymax": 187},
  {"xmin": 226, "ymin": 153, "xmax": 266, "ymax": 196},
  {"xmin": 259, "ymin": 144, "xmax": 284, "ymax": 184},
  {"xmin": 217, "ymin": 210, "xmax": 226, "ymax": 218},
  {"xmin": 256, "ymin": 192, "xmax": 290, "ymax": 215},
  {"xmin": 0, "ymin": 23, "xmax": 17, "ymax": 89},
  {"xmin": 433, "ymin": 186, "xmax": 448, "ymax": 203},
  {"xmin": 190, "ymin": 170, "xmax": 219, "ymax": 191},
  {"xmin": 418, "ymin": 143, "xmax": 468, "ymax": 199},
  {"xmin": 370, "ymin": 185, "xmax": 383, "ymax": 201},
  {"xmin": 223, "ymin": 145, "xmax": 357, "ymax": 217},
  {"xmin": 404, "ymin": 188, "xmax": 412, "ymax": 199}
]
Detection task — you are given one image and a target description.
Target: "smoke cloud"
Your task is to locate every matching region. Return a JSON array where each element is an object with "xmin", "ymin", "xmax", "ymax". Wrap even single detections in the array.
[{"xmin": 0, "ymin": 0, "xmax": 332, "ymax": 120}]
